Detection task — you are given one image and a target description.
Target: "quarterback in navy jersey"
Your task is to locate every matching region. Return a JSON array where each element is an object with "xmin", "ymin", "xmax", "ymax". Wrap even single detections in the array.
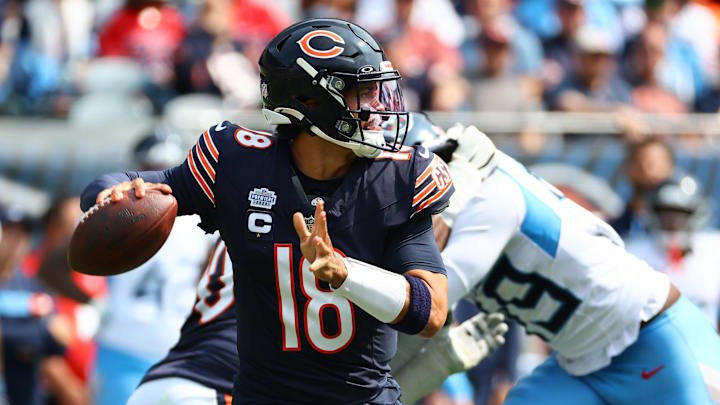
[{"xmin": 81, "ymin": 19, "xmax": 454, "ymax": 405}]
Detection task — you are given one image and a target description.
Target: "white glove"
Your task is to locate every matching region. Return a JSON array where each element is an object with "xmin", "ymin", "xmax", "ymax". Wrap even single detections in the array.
[
  {"xmin": 445, "ymin": 124, "xmax": 497, "ymax": 169},
  {"xmin": 395, "ymin": 311, "xmax": 508, "ymax": 404},
  {"xmin": 447, "ymin": 311, "xmax": 508, "ymax": 373},
  {"xmin": 440, "ymin": 124, "xmax": 498, "ymax": 227}
]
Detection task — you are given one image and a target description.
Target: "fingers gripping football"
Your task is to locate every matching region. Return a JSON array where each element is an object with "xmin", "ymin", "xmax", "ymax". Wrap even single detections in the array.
[
  {"xmin": 95, "ymin": 178, "xmax": 172, "ymax": 204},
  {"xmin": 447, "ymin": 311, "xmax": 508, "ymax": 372}
]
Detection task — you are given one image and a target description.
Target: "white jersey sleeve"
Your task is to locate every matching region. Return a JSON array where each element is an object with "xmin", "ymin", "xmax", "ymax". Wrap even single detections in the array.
[{"xmin": 441, "ymin": 172, "xmax": 523, "ymax": 306}]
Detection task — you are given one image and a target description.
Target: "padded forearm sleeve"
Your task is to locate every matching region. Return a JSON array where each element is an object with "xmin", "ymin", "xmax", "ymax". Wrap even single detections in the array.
[{"xmin": 332, "ymin": 257, "xmax": 407, "ymax": 323}]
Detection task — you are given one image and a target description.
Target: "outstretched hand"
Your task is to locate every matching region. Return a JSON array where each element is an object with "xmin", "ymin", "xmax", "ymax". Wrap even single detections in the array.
[
  {"xmin": 292, "ymin": 200, "xmax": 347, "ymax": 288},
  {"xmin": 447, "ymin": 312, "xmax": 508, "ymax": 372},
  {"xmin": 95, "ymin": 178, "xmax": 172, "ymax": 204}
]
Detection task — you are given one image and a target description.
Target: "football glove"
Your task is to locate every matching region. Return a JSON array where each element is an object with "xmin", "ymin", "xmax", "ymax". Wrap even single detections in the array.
[
  {"xmin": 447, "ymin": 311, "xmax": 508, "ymax": 373},
  {"xmin": 395, "ymin": 311, "xmax": 508, "ymax": 404}
]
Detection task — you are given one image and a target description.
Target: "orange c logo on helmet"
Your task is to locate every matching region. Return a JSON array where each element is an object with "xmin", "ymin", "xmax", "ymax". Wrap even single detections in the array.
[{"xmin": 297, "ymin": 30, "xmax": 345, "ymax": 59}]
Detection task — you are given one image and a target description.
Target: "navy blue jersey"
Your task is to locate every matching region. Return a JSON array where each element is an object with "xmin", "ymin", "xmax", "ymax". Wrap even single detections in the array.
[
  {"xmin": 82, "ymin": 121, "xmax": 453, "ymax": 404},
  {"xmin": 141, "ymin": 239, "xmax": 237, "ymax": 394}
]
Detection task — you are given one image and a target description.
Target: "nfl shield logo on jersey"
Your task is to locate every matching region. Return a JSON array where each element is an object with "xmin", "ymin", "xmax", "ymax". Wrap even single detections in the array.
[
  {"xmin": 304, "ymin": 215, "xmax": 315, "ymax": 231},
  {"xmin": 248, "ymin": 188, "xmax": 277, "ymax": 209}
]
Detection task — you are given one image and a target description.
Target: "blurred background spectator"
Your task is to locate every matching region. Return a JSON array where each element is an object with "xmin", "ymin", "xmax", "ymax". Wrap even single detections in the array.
[
  {"xmin": 97, "ymin": 0, "xmax": 186, "ymax": 112},
  {"xmin": 611, "ymin": 136, "xmax": 675, "ymax": 237},
  {"xmin": 0, "ymin": 189, "xmax": 93, "ymax": 405},
  {"xmin": 0, "ymin": 0, "xmax": 64, "ymax": 116},
  {"xmin": 540, "ymin": 0, "xmax": 585, "ymax": 93},
  {"xmin": 546, "ymin": 24, "xmax": 632, "ymax": 112},
  {"xmin": 468, "ymin": 18, "xmax": 543, "ymax": 111},
  {"xmin": 371, "ymin": 0, "xmax": 466, "ymax": 111},
  {"xmin": 0, "ymin": 0, "xmax": 718, "ymax": 117},
  {"xmin": 35, "ymin": 197, "xmax": 105, "ymax": 404},
  {"xmin": 622, "ymin": 19, "xmax": 694, "ymax": 112},
  {"xmin": 625, "ymin": 175, "xmax": 720, "ymax": 328},
  {"xmin": 173, "ymin": 0, "xmax": 260, "ymax": 109}
]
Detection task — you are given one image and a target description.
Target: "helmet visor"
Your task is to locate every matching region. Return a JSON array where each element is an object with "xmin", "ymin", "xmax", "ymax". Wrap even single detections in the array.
[
  {"xmin": 330, "ymin": 68, "xmax": 408, "ymax": 152},
  {"xmin": 350, "ymin": 78, "xmax": 405, "ymax": 118}
]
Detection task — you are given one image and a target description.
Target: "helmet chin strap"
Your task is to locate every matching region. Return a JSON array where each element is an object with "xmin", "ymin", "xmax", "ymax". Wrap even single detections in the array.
[
  {"xmin": 309, "ymin": 125, "xmax": 384, "ymax": 158},
  {"xmin": 351, "ymin": 129, "xmax": 385, "ymax": 158},
  {"xmin": 263, "ymin": 106, "xmax": 385, "ymax": 158}
]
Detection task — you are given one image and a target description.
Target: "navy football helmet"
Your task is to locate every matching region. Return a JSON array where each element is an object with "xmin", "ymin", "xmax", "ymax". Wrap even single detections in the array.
[{"xmin": 259, "ymin": 18, "xmax": 408, "ymax": 158}]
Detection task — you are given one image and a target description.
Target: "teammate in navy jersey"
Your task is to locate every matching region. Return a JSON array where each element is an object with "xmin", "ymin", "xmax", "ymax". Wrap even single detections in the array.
[
  {"xmin": 128, "ymin": 239, "xmax": 236, "ymax": 405},
  {"xmin": 81, "ymin": 19, "xmax": 454, "ymax": 405}
]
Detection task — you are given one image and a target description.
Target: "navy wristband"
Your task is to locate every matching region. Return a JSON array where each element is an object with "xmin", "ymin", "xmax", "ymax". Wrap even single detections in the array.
[{"xmin": 391, "ymin": 274, "xmax": 432, "ymax": 335}]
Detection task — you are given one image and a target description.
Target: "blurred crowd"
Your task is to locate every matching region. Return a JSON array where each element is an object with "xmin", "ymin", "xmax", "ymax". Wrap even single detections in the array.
[
  {"xmin": 2, "ymin": 0, "xmax": 720, "ymax": 404},
  {"xmin": 1, "ymin": 0, "xmax": 720, "ymax": 119}
]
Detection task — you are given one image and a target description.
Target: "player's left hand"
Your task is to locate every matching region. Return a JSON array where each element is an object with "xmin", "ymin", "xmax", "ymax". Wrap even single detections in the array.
[{"xmin": 292, "ymin": 201, "xmax": 347, "ymax": 288}]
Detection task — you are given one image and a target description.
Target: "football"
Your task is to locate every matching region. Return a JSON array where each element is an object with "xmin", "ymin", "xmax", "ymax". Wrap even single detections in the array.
[{"xmin": 68, "ymin": 190, "xmax": 177, "ymax": 276}]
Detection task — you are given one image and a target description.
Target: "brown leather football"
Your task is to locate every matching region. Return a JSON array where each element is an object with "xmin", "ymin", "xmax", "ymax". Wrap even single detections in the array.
[{"xmin": 68, "ymin": 190, "xmax": 177, "ymax": 276}]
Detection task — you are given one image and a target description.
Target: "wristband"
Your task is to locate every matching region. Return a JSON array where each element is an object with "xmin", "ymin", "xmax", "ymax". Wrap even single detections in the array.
[{"xmin": 391, "ymin": 275, "xmax": 432, "ymax": 335}]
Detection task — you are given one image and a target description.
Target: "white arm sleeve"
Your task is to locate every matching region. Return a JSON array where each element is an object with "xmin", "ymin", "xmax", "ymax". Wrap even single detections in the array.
[{"xmin": 441, "ymin": 172, "xmax": 523, "ymax": 307}]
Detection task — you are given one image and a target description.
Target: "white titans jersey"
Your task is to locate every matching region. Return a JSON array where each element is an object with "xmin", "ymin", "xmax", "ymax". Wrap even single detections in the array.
[
  {"xmin": 441, "ymin": 151, "xmax": 670, "ymax": 376},
  {"xmin": 626, "ymin": 232, "xmax": 720, "ymax": 327},
  {"xmin": 96, "ymin": 215, "xmax": 216, "ymax": 359}
]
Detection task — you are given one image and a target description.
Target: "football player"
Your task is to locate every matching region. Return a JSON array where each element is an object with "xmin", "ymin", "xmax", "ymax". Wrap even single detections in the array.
[
  {"xmin": 81, "ymin": 19, "xmax": 453, "ymax": 404},
  {"xmin": 127, "ymin": 239, "xmax": 236, "ymax": 404},
  {"xmin": 391, "ymin": 115, "xmax": 720, "ymax": 404}
]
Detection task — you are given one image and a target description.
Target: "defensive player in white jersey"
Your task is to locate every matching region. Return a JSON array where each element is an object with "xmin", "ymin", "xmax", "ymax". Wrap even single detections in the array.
[
  {"xmin": 625, "ymin": 175, "xmax": 720, "ymax": 328},
  {"xmin": 391, "ymin": 115, "xmax": 720, "ymax": 404},
  {"xmin": 92, "ymin": 131, "xmax": 217, "ymax": 405}
]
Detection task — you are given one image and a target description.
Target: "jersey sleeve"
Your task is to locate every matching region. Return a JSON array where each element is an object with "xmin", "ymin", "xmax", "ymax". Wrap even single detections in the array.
[
  {"xmin": 182, "ymin": 122, "xmax": 225, "ymax": 207},
  {"xmin": 411, "ymin": 146, "xmax": 455, "ymax": 218},
  {"xmin": 382, "ymin": 214, "xmax": 446, "ymax": 275},
  {"xmin": 168, "ymin": 121, "xmax": 235, "ymax": 232},
  {"xmin": 441, "ymin": 173, "xmax": 523, "ymax": 307},
  {"xmin": 79, "ymin": 122, "xmax": 232, "ymax": 233}
]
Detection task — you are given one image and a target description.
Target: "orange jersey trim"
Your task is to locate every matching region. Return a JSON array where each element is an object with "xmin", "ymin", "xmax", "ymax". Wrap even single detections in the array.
[
  {"xmin": 188, "ymin": 149, "xmax": 215, "ymax": 205},
  {"xmin": 412, "ymin": 181, "xmax": 437, "ymax": 206},
  {"xmin": 415, "ymin": 181, "xmax": 452, "ymax": 213},
  {"xmin": 203, "ymin": 130, "xmax": 219, "ymax": 161},
  {"xmin": 194, "ymin": 143, "xmax": 216, "ymax": 181},
  {"xmin": 415, "ymin": 155, "xmax": 437, "ymax": 187}
]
